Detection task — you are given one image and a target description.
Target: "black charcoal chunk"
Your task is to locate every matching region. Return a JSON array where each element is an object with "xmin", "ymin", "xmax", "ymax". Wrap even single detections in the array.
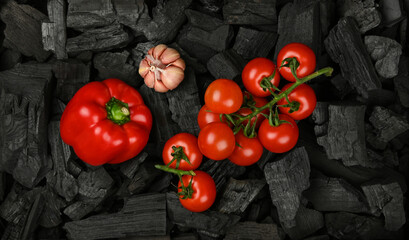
[
  {"xmin": 311, "ymin": 102, "xmax": 329, "ymax": 125},
  {"xmin": 166, "ymin": 192, "xmax": 241, "ymax": 237},
  {"xmin": 199, "ymin": 160, "xmax": 246, "ymax": 193},
  {"xmin": 93, "ymin": 50, "xmax": 140, "ymax": 87},
  {"xmin": 361, "ymin": 179, "xmax": 406, "ymax": 231},
  {"xmin": 264, "ymin": 147, "xmax": 310, "ymax": 228},
  {"xmin": 66, "ymin": 24, "xmax": 132, "ymax": 54},
  {"xmin": 42, "ymin": 0, "xmax": 67, "ymax": 59},
  {"xmin": 131, "ymin": 42, "xmax": 155, "ymax": 67},
  {"xmin": 304, "ymin": 236, "xmax": 329, "ymax": 240},
  {"xmin": 64, "ymin": 193, "xmax": 167, "ymax": 240},
  {"xmin": 169, "ymin": 43, "xmax": 207, "ymax": 74},
  {"xmin": 394, "ymin": 56, "xmax": 409, "ymax": 107},
  {"xmin": 166, "ymin": 67, "xmax": 201, "ymax": 136},
  {"xmin": 217, "ymin": 178, "xmax": 266, "ymax": 214},
  {"xmin": 304, "ymin": 175, "xmax": 369, "ymax": 213},
  {"xmin": 233, "ymin": 27, "xmax": 277, "ymax": 60},
  {"xmin": 53, "ymin": 60, "xmax": 90, "ymax": 104},
  {"xmin": 224, "ymin": 222, "xmax": 281, "ymax": 240},
  {"xmin": 66, "ymin": 0, "xmax": 116, "ymax": 30},
  {"xmin": 380, "ymin": 0, "xmax": 405, "ymax": 27},
  {"xmin": 274, "ymin": 1, "xmax": 321, "ymax": 60},
  {"xmin": 207, "ymin": 50, "xmax": 246, "ymax": 80},
  {"xmin": 184, "ymin": 9, "xmax": 233, "ymax": 52},
  {"xmin": 369, "ymin": 106, "xmax": 409, "ymax": 143},
  {"xmin": 367, "ymin": 89, "xmax": 396, "ymax": 107},
  {"xmin": 365, "ymin": 36, "xmax": 402, "ymax": 78},
  {"xmin": 223, "ymin": 0, "xmax": 277, "ymax": 26},
  {"xmin": 336, "ymin": 0, "xmax": 381, "ymax": 33},
  {"xmin": 329, "ymin": 74, "xmax": 354, "ymax": 99},
  {"xmin": 39, "ymin": 188, "xmax": 66, "ymax": 228},
  {"xmin": 0, "ymin": 0, "xmax": 51, "ymax": 62},
  {"xmin": 325, "ymin": 212, "xmax": 399, "ymax": 240},
  {"xmin": 282, "ymin": 205, "xmax": 324, "ymax": 240},
  {"xmin": 141, "ymin": 0, "xmax": 192, "ymax": 43},
  {"xmin": 0, "ymin": 48, "xmax": 22, "ymax": 71},
  {"xmin": 119, "ymin": 152, "xmax": 149, "ymax": 179},
  {"xmin": 125, "ymin": 159, "xmax": 161, "ymax": 195},
  {"xmin": 317, "ymin": 104, "xmax": 370, "ymax": 167},
  {"xmin": 325, "ymin": 17, "xmax": 381, "ymax": 98},
  {"xmin": 46, "ymin": 121, "xmax": 78, "ymax": 202},
  {"xmin": 112, "ymin": 0, "xmax": 150, "ymax": 36},
  {"xmin": 0, "ymin": 63, "xmax": 53, "ymax": 188}
]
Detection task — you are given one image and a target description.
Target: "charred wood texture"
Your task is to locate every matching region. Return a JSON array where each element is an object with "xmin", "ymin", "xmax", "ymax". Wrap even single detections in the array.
[
  {"xmin": 325, "ymin": 17, "xmax": 381, "ymax": 98},
  {"xmin": 233, "ymin": 27, "xmax": 277, "ymax": 60},
  {"xmin": 42, "ymin": 0, "xmax": 67, "ymax": 60},
  {"xmin": 223, "ymin": 0, "xmax": 277, "ymax": 26},
  {"xmin": 336, "ymin": 0, "xmax": 381, "ymax": 33},
  {"xmin": 394, "ymin": 56, "xmax": 409, "ymax": 108},
  {"xmin": 369, "ymin": 106, "xmax": 409, "ymax": 144},
  {"xmin": 264, "ymin": 147, "xmax": 310, "ymax": 228},
  {"xmin": 206, "ymin": 49, "xmax": 246, "ymax": 80},
  {"xmin": 282, "ymin": 205, "xmax": 324, "ymax": 240},
  {"xmin": 224, "ymin": 221, "xmax": 281, "ymax": 240}
]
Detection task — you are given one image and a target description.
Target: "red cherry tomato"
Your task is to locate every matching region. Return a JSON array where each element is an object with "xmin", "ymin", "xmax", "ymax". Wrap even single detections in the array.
[
  {"xmin": 277, "ymin": 83, "xmax": 317, "ymax": 120},
  {"xmin": 242, "ymin": 58, "xmax": 280, "ymax": 97},
  {"xmin": 197, "ymin": 105, "xmax": 227, "ymax": 129},
  {"xmin": 258, "ymin": 114, "xmax": 299, "ymax": 153},
  {"xmin": 204, "ymin": 79, "xmax": 243, "ymax": 114},
  {"xmin": 162, "ymin": 133, "xmax": 202, "ymax": 170},
  {"xmin": 239, "ymin": 93, "xmax": 269, "ymax": 129},
  {"xmin": 228, "ymin": 131, "xmax": 264, "ymax": 166},
  {"xmin": 277, "ymin": 43, "xmax": 316, "ymax": 82},
  {"xmin": 178, "ymin": 170, "xmax": 216, "ymax": 212},
  {"xmin": 198, "ymin": 122, "xmax": 235, "ymax": 160}
]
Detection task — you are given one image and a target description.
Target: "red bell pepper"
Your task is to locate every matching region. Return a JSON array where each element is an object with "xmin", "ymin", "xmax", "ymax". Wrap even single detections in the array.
[{"xmin": 60, "ymin": 78, "xmax": 152, "ymax": 166}]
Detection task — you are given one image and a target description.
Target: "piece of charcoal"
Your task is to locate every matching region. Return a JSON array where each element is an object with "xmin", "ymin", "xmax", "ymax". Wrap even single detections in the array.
[
  {"xmin": 224, "ymin": 221, "xmax": 281, "ymax": 240},
  {"xmin": 329, "ymin": 74, "xmax": 354, "ymax": 99},
  {"xmin": 112, "ymin": 0, "xmax": 151, "ymax": 36},
  {"xmin": 42, "ymin": 0, "xmax": 67, "ymax": 59},
  {"xmin": 325, "ymin": 212, "xmax": 399, "ymax": 240},
  {"xmin": 325, "ymin": 17, "xmax": 381, "ymax": 98},
  {"xmin": 184, "ymin": 9, "xmax": 233, "ymax": 52},
  {"xmin": 171, "ymin": 233, "xmax": 199, "ymax": 240},
  {"xmin": 199, "ymin": 159, "xmax": 246, "ymax": 193},
  {"xmin": 365, "ymin": 35, "xmax": 402, "ymax": 79},
  {"xmin": 131, "ymin": 42, "xmax": 155, "ymax": 66},
  {"xmin": 66, "ymin": 24, "xmax": 132, "ymax": 54},
  {"xmin": 365, "ymin": 123, "xmax": 388, "ymax": 150},
  {"xmin": 216, "ymin": 178, "xmax": 266, "ymax": 214},
  {"xmin": 274, "ymin": 0, "xmax": 321, "ymax": 60},
  {"xmin": 119, "ymin": 152, "xmax": 149, "ymax": 179},
  {"xmin": 140, "ymin": 0, "xmax": 192, "ymax": 43},
  {"xmin": 394, "ymin": 75, "xmax": 409, "ymax": 108},
  {"xmin": 311, "ymin": 102, "xmax": 329, "ymax": 125},
  {"xmin": 282, "ymin": 205, "xmax": 324, "ymax": 240},
  {"xmin": 223, "ymin": 0, "xmax": 277, "ymax": 26},
  {"xmin": 317, "ymin": 104, "xmax": 371, "ymax": 167},
  {"xmin": 46, "ymin": 121, "xmax": 78, "ymax": 202},
  {"xmin": 336, "ymin": 0, "xmax": 381, "ymax": 33},
  {"xmin": 367, "ymin": 89, "xmax": 396, "ymax": 106},
  {"xmin": 361, "ymin": 179, "xmax": 406, "ymax": 231},
  {"xmin": 93, "ymin": 50, "xmax": 140, "ymax": 88},
  {"xmin": 64, "ymin": 193, "xmax": 167, "ymax": 240},
  {"xmin": 206, "ymin": 49, "xmax": 246, "ymax": 80},
  {"xmin": 195, "ymin": 0, "xmax": 222, "ymax": 14},
  {"xmin": 304, "ymin": 175, "xmax": 370, "ymax": 213},
  {"xmin": 166, "ymin": 67, "xmax": 201, "ymax": 136},
  {"xmin": 166, "ymin": 192, "xmax": 241, "ymax": 237},
  {"xmin": 0, "ymin": 0, "xmax": 51, "ymax": 62},
  {"xmin": 380, "ymin": 0, "xmax": 405, "ymax": 27},
  {"xmin": 75, "ymin": 51, "xmax": 93, "ymax": 63},
  {"xmin": 304, "ymin": 236, "xmax": 329, "ymax": 240},
  {"xmin": 0, "ymin": 48, "xmax": 21, "ymax": 71},
  {"xmin": 233, "ymin": 27, "xmax": 277, "ymax": 60},
  {"xmin": 39, "ymin": 187, "xmax": 66, "ymax": 228},
  {"xmin": 168, "ymin": 43, "xmax": 207, "ymax": 74},
  {"xmin": 0, "ymin": 63, "xmax": 53, "ymax": 188},
  {"xmin": 125, "ymin": 159, "xmax": 161, "ymax": 195},
  {"xmin": 66, "ymin": 0, "xmax": 116, "ymax": 30},
  {"xmin": 369, "ymin": 106, "xmax": 409, "ymax": 143},
  {"xmin": 53, "ymin": 60, "xmax": 90, "ymax": 104},
  {"xmin": 264, "ymin": 147, "xmax": 310, "ymax": 228}
]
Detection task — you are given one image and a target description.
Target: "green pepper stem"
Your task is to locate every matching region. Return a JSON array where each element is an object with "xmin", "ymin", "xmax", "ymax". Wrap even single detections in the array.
[{"xmin": 106, "ymin": 97, "xmax": 131, "ymax": 125}]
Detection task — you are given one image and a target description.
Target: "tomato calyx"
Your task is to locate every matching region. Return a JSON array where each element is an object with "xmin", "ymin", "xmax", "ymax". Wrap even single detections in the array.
[
  {"xmin": 155, "ymin": 164, "xmax": 196, "ymax": 199},
  {"xmin": 259, "ymin": 71, "xmax": 280, "ymax": 96},
  {"xmin": 177, "ymin": 175, "xmax": 194, "ymax": 199},
  {"xmin": 167, "ymin": 146, "xmax": 192, "ymax": 169},
  {"xmin": 280, "ymin": 57, "xmax": 300, "ymax": 82},
  {"xmin": 106, "ymin": 97, "xmax": 131, "ymax": 125}
]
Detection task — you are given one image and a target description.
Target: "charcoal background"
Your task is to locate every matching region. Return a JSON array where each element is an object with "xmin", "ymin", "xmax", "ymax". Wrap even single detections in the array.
[{"xmin": 0, "ymin": 0, "xmax": 409, "ymax": 240}]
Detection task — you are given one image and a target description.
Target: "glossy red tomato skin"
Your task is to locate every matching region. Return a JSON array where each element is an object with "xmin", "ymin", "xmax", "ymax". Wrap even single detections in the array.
[
  {"xmin": 204, "ymin": 79, "xmax": 243, "ymax": 114},
  {"xmin": 197, "ymin": 105, "xmax": 227, "ymax": 129},
  {"xmin": 277, "ymin": 83, "xmax": 317, "ymax": 120},
  {"xmin": 277, "ymin": 43, "xmax": 316, "ymax": 82},
  {"xmin": 258, "ymin": 114, "xmax": 299, "ymax": 153},
  {"xmin": 178, "ymin": 171, "xmax": 216, "ymax": 212},
  {"xmin": 242, "ymin": 58, "xmax": 280, "ymax": 97},
  {"xmin": 198, "ymin": 122, "xmax": 235, "ymax": 160},
  {"xmin": 228, "ymin": 131, "xmax": 264, "ymax": 166},
  {"xmin": 162, "ymin": 133, "xmax": 202, "ymax": 170}
]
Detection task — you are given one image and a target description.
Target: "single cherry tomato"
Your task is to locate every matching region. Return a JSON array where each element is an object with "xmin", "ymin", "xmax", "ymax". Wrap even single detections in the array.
[
  {"xmin": 242, "ymin": 58, "xmax": 280, "ymax": 97},
  {"xmin": 162, "ymin": 133, "xmax": 202, "ymax": 170},
  {"xmin": 198, "ymin": 122, "xmax": 235, "ymax": 160},
  {"xmin": 228, "ymin": 131, "xmax": 264, "ymax": 166},
  {"xmin": 239, "ymin": 93, "xmax": 269, "ymax": 129},
  {"xmin": 277, "ymin": 83, "xmax": 317, "ymax": 120},
  {"xmin": 204, "ymin": 79, "xmax": 243, "ymax": 114},
  {"xmin": 197, "ymin": 105, "xmax": 227, "ymax": 129},
  {"xmin": 258, "ymin": 114, "xmax": 299, "ymax": 153},
  {"xmin": 277, "ymin": 43, "xmax": 316, "ymax": 82},
  {"xmin": 178, "ymin": 170, "xmax": 216, "ymax": 212}
]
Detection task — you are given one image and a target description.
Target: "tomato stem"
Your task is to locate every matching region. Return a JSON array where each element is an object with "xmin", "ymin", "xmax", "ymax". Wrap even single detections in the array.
[
  {"xmin": 167, "ymin": 146, "xmax": 192, "ymax": 169},
  {"xmin": 154, "ymin": 164, "xmax": 196, "ymax": 176}
]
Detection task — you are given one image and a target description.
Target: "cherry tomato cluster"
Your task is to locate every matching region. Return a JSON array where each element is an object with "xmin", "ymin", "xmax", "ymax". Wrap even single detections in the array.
[{"xmin": 155, "ymin": 43, "xmax": 333, "ymax": 213}]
